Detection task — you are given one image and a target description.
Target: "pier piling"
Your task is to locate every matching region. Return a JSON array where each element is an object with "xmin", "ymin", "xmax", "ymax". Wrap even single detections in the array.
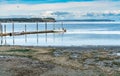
[
  {"xmin": 12, "ymin": 23, "xmax": 15, "ymax": 45},
  {"xmin": 36, "ymin": 22, "xmax": 39, "ymax": 44},
  {"xmin": 45, "ymin": 22, "xmax": 47, "ymax": 42},
  {"xmin": 25, "ymin": 24, "xmax": 27, "ymax": 43},
  {"xmin": 4, "ymin": 25, "xmax": 6, "ymax": 45},
  {"xmin": 0, "ymin": 23, "xmax": 3, "ymax": 45}
]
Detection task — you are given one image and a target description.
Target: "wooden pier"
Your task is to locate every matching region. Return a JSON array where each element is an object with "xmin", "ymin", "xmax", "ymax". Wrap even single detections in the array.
[
  {"xmin": 0, "ymin": 29, "xmax": 66, "ymax": 36},
  {"xmin": 0, "ymin": 22, "xmax": 66, "ymax": 45},
  {"xmin": 0, "ymin": 22, "xmax": 66, "ymax": 37}
]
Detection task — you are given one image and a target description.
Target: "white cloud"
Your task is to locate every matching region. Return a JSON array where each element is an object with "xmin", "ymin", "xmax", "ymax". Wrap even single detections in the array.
[
  {"xmin": 0, "ymin": 1, "xmax": 120, "ymax": 20},
  {"xmin": 84, "ymin": 10, "xmax": 120, "ymax": 17}
]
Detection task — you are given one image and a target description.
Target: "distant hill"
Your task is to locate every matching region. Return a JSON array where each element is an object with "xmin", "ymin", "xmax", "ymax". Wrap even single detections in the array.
[
  {"xmin": 0, "ymin": 18, "xmax": 56, "ymax": 22},
  {"xmin": 57, "ymin": 19, "xmax": 115, "ymax": 22}
]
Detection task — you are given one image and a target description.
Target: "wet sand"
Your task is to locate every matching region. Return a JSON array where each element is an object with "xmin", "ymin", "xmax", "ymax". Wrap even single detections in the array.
[{"xmin": 0, "ymin": 45, "xmax": 120, "ymax": 76}]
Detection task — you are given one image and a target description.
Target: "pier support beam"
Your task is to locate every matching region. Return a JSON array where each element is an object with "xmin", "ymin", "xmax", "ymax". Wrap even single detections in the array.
[
  {"xmin": 36, "ymin": 22, "xmax": 39, "ymax": 44},
  {"xmin": 0, "ymin": 23, "xmax": 3, "ymax": 45},
  {"xmin": 45, "ymin": 22, "xmax": 47, "ymax": 42},
  {"xmin": 12, "ymin": 23, "xmax": 15, "ymax": 45},
  {"xmin": 25, "ymin": 24, "xmax": 27, "ymax": 43},
  {"xmin": 4, "ymin": 25, "xmax": 6, "ymax": 45}
]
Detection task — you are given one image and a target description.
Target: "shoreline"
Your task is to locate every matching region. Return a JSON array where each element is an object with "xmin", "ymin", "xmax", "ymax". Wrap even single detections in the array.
[{"xmin": 1, "ymin": 45, "xmax": 120, "ymax": 49}]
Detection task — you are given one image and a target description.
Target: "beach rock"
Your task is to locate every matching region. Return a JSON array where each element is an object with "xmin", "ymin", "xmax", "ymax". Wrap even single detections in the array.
[
  {"xmin": 100, "ymin": 67, "xmax": 114, "ymax": 75},
  {"xmin": 113, "ymin": 53, "xmax": 120, "ymax": 56},
  {"xmin": 69, "ymin": 53, "xmax": 80, "ymax": 59},
  {"xmin": 84, "ymin": 59, "xmax": 95, "ymax": 65},
  {"xmin": 112, "ymin": 59, "xmax": 120, "ymax": 67},
  {"xmin": 117, "ymin": 68, "xmax": 120, "ymax": 72},
  {"xmin": 96, "ymin": 61, "xmax": 105, "ymax": 67},
  {"xmin": 83, "ymin": 52, "xmax": 93, "ymax": 58},
  {"xmin": 53, "ymin": 50, "xmax": 63, "ymax": 57},
  {"xmin": 104, "ymin": 61, "xmax": 113, "ymax": 67}
]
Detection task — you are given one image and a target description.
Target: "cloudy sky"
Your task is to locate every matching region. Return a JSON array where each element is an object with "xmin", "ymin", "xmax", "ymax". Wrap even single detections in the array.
[{"xmin": 0, "ymin": 0, "xmax": 120, "ymax": 20}]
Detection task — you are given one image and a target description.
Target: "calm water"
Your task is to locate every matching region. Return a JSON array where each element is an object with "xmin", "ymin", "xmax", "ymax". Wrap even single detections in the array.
[{"xmin": 1, "ymin": 22, "xmax": 120, "ymax": 46}]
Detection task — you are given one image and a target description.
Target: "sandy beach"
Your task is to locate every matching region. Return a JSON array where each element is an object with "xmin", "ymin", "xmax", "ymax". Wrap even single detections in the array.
[{"xmin": 0, "ymin": 45, "xmax": 120, "ymax": 76}]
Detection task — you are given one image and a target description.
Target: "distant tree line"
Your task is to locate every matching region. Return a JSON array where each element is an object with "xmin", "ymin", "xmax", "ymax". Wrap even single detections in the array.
[
  {"xmin": 57, "ymin": 19, "xmax": 115, "ymax": 22},
  {"xmin": 0, "ymin": 18, "xmax": 56, "ymax": 22}
]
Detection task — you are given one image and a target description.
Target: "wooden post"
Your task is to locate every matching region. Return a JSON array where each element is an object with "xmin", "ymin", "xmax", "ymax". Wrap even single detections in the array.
[
  {"xmin": 25, "ymin": 24, "xmax": 27, "ymax": 43},
  {"xmin": 0, "ymin": 23, "xmax": 3, "ymax": 45},
  {"xmin": 61, "ymin": 22, "xmax": 63, "ymax": 29},
  {"xmin": 4, "ymin": 25, "xmax": 6, "ymax": 45},
  {"xmin": 0, "ymin": 23, "xmax": 2, "ymax": 45},
  {"xmin": 45, "ymin": 22, "xmax": 47, "ymax": 42},
  {"xmin": 61, "ymin": 22, "xmax": 64, "ymax": 42},
  {"xmin": 1, "ymin": 24, "xmax": 3, "ymax": 45},
  {"xmin": 53, "ymin": 22, "xmax": 55, "ymax": 42},
  {"xmin": 53, "ymin": 22, "xmax": 55, "ymax": 30},
  {"xmin": 12, "ymin": 22, "xmax": 15, "ymax": 45},
  {"xmin": 36, "ymin": 22, "xmax": 39, "ymax": 44}
]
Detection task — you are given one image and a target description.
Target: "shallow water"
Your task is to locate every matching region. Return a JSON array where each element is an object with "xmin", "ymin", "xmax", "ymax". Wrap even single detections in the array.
[{"xmin": 1, "ymin": 22, "xmax": 120, "ymax": 46}]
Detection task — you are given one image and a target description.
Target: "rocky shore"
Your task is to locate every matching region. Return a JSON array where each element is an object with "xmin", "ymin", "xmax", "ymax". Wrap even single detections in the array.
[
  {"xmin": 52, "ymin": 46, "xmax": 120, "ymax": 75},
  {"xmin": 0, "ymin": 56, "xmax": 54, "ymax": 76},
  {"xmin": 0, "ymin": 46, "xmax": 120, "ymax": 76}
]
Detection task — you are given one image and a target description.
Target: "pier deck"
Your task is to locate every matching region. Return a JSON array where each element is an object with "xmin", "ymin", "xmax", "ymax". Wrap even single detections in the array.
[{"xmin": 0, "ymin": 29, "xmax": 66, "ymax": 36}]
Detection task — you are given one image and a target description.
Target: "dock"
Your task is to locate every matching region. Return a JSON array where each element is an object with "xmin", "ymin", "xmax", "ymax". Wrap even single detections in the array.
[
  {"xmin": 0, "ymin": 22, "xmax": 66, "ymax": 45},
  {"xmin": 0, "ymin": 29, "xmax": 66, "ymax": 36}
]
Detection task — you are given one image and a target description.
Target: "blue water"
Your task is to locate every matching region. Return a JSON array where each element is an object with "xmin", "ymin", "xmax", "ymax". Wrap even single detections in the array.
[{"xmin": 1, "ymin": 22, "xmax": 120, "ymax": 46}]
